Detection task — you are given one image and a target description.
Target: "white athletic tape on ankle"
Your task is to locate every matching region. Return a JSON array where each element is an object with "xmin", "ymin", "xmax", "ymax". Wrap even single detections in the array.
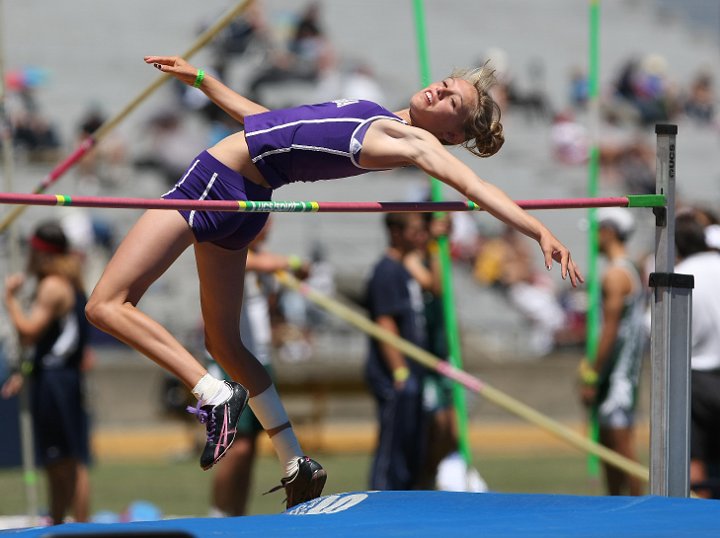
[{"xmin": 192, "ymin": 373, "xmax": 230, "ymax": 406}]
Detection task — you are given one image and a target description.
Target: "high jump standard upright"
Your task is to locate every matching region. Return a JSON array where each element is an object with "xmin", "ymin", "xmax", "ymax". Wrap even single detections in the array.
[{"xmin": 650, "ymin": 124, "xmax": 693, "ymax": 497}]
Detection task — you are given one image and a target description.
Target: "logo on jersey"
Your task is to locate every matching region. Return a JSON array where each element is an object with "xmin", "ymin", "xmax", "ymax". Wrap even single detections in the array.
[{"xmin": 333, "ymin": 99, "xmax": 360, "ymax": 108}]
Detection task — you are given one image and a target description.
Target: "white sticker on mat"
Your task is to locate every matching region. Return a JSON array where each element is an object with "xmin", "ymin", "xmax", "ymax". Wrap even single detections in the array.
[{"xmin": 287, "ymin": 493, "xmax": 369, "ymax": 515}]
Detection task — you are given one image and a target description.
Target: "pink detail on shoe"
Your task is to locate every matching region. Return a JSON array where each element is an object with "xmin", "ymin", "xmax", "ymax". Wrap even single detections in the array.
[{"xmin": 213, "ymin": 404, "xmax": 237, "ymax": 460}]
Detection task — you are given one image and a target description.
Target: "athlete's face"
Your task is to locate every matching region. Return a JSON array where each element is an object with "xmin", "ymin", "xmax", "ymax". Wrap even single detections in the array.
[
  {"xmin": 392, "ymin": 214, "xmax": 426, "ymax": 253},
  {"xmin": 598, "ymin": 224, "xmax": 615, "ymax": 254},
  {"xmin": 409, "ymin": 77, "xmax": 478, "ymax": 145}
]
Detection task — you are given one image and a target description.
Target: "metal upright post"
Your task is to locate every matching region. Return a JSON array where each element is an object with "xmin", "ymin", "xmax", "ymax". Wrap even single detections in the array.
[{"xmin": 649, "ymin": 124, "xmax": 693, "ymax": 497}]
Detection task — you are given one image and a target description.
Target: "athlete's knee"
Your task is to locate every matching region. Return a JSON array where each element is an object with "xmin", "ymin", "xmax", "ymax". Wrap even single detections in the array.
[
  {"xmin": 204, "ymin": 331, "xmax": 246, "ymax": 362},
  {"xmin": 85, "ymin": 295, "xmax": 118, "ymax": 330}
]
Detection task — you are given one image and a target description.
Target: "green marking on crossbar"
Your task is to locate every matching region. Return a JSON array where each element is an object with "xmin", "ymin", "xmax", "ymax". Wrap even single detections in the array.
[
  {"xmin": 467, "ymin": 201, "xmax": 480, "ymax": 210},
  {"xmin": 626, "ymin": 194, "xmax": 666, "ymax": 208},
  {"xmin": 240, "ymin": 201, "xmax": 318, "ymax": 212}
]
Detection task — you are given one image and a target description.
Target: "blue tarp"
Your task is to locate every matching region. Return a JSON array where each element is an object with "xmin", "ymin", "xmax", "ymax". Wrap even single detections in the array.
[{"xmin": 3, "ymin": 491, "xmax": 720, "ymax": 537}]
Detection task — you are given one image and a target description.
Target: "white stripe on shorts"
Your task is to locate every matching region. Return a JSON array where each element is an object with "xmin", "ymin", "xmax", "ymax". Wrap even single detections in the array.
[
  {"xmin": 188, "ymin": 172, "xmax": 218, "ymax": 228},
  {"xmin": 162, "ymin": 159, "xmax": 200, "ymax": 198}
]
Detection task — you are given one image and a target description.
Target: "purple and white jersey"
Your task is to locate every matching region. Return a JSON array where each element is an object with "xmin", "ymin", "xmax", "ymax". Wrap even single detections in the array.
[{"xmin": 244, "ymin": 99, "xmax": 405, "ymax": 189}]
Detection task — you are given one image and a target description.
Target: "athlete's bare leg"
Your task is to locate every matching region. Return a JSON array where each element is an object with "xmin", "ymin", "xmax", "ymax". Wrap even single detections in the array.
[
  {"xmin": 193, "ymin": 241, "xmax": 272, "ymax": 396},
  {"xmin": 86, "ymin": 209, "xmax": 207, "ymax": 387}
]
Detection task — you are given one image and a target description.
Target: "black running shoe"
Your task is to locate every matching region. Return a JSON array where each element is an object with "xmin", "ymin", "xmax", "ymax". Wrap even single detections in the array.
[
  {"xmin": 265, "ymin": 457, "xmax": 327, "ymax": 509},
  {"xmin": 186, "ymin": 381, "xmax": 248, "ymax": 470}
]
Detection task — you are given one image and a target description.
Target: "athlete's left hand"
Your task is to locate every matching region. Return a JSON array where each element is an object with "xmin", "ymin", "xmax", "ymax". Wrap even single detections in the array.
[
  {"xmin": 144, "ymin": 55, "xmax": 200, "ymax": 87},
  {"xmin": 538, "ymin": 231, "xmax": 584, "ymax": 287}
]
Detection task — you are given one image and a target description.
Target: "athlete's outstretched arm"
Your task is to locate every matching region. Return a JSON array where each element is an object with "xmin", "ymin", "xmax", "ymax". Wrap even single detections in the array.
[
  {"xmin": 145, "ymin": 56, "xmax": 268, "ymax": 123},
  {"xmin": 362, "ymin": 121, "xmax": 584, "ymax": 287}
]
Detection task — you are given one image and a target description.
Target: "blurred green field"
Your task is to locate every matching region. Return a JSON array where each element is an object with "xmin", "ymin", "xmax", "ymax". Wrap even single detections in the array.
[{"xmin": 0, "ymin": 452, "xmax": 614, "ymax": 519}]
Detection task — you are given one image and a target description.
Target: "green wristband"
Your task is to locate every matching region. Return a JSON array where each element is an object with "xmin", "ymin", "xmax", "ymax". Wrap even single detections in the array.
[
  {"xmin": 20, "ymin": 361, "xmax": 33, "ymax": 376},
  {"xmin": 393, "ymin": 366, "xmax": 410, "ymax": 383},
  {"xmin": 287, "ymin": 255, "xmax": 303, "ymax": 271},
  {"xmin": 578, "ymin": 360, "xmax": 598, "ymax": 386},
  {"xmin": 193, "ymin": 69, "xmax": 205, "ymax": 88}
]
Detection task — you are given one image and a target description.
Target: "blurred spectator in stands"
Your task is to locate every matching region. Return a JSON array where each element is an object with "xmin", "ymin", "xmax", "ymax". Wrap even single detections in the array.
[
  {"xmin": 404, "ymin": 212, "xmax": 487, "ymax": 492},
  {"xmin": 447, "ymin": 212, "xmax": 482, "ymax": 265},
  {"xmin": 550, "ymin": 110, "xmax": 589, "ymax": 166},
  {"xmin": 133, "ymin": 109, "xmax": 206, "ymax": 186},
  {"xmin": 209, "ymin": 2, "xmax": 270, "ymax": 81},
  {"xmin": 246, "ymin": 2, "xmax": 336, "ymax": 105},
  {"xmin": 614, "ymin": 138, "xmax": 655, "ymax": 195},
  {"xmin": 75, "ymin": 106, "xmax": 128, "ymax": 190},
  {"xmin": 272, "ymin": 243, "xmax": 330, "ymax": 364},
  {"xmin": 303, "ymin": 241, "xmax": 336, "ymax": 329},
  {"xmin": 578, "ymin": 207, "xmax": 647, "ymax": 496},
  {"xmin": 479, "ymin": 48, "xmax": 510, "ymax": 112},
  {"xmin": 12, "ymin": 109, "xmax": 61, "ymax": 164},
  {"xmin": 267, "ymin": 243, "xmax": 335, "ymax": 365},
  {"xmin": 315, "ymin": 59, "xmax": 386, "ymax": 105},
  {"xmin": 609, "ymin": 54, "xmax": 679, "ymax": 126},
  {"xmin": 402, "ymin": 213, "xmax": 454, "ymax": 488},
  {"xmin": 474, "ymin": 225, "xmax": 566, "ymax": 357},
  {"xmin": 1, "ymin": 221, "xmax": 93, "ymax": 524},
  {"xmin": 693, "ymin": 207, "xmax": 720, "ymax": 254},
  {"xmin": 505, "ymin": 57, "xmax": 552, "ymax": 123},
  {"xmin": 365, "ymin": 213, "xmax": 429, "ymax": 490},
  {"xmin": 684, "ymin": 71, "xmax": 716, "ymax": 125},
  {"xmin": 634, "ymin": 54, "xmax": 679, "ymax": 124},
  {"xmin": 568, "ymin": 66, "xmax": 589, "ymax": 110},
  {"xmin": 5, "ymin": 67, "xmax": 61, "ymax": 164},
  {"xmin": 673, "ymin": 211, "xmax": 720, "ymax": 499},
  {"xmin": 478, "ymin": 50, "xmax": 551, "ymax": 122},
  {"xmin": 61, "ymin": 107, "xmax": 124, "ymax": 269}
]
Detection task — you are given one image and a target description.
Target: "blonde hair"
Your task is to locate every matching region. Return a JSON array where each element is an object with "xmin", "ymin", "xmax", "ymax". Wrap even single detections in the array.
[{"xmin": 451, "ymin": 64, "xmax": 504, "ymax": 158}]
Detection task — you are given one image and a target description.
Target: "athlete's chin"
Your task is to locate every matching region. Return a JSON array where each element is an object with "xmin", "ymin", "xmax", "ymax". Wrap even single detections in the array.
[{"xmin": 409, "ymin": 92, "xmax": 428, "ymax": 112}]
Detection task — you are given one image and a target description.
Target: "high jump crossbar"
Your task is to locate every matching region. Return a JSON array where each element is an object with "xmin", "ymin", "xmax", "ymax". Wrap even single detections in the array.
[{"xmin": 0, "ymin": 194, "xmax": 665, "ymax": 214}]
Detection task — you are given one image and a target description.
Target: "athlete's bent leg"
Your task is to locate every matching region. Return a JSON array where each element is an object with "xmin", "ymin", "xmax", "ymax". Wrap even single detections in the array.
[
  {"xmin": 194, "ymin": 241, "xmax": 325, "ymax": 506},
  {"xmin": 86, "ymin": 210, "xmax": 207, "ymax": 387}
]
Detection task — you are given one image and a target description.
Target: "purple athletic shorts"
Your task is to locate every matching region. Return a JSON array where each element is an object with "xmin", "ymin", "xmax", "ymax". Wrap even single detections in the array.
[{"xmin": 162, "ymin": 150, "xmax": 272, "ymax": 250}]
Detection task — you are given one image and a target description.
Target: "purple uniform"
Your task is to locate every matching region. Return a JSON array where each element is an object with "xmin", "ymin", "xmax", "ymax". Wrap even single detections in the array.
[
  {"xmin": 163, "ymin": 151, "xmax": 272, "ymax": 250},
  {"xmin": 163, "ymin": 100, "xmax": 403, "ymax": 250},
  {"xmin": 245, "ymin": 99, "xmax": 405, "ymax": 188}
]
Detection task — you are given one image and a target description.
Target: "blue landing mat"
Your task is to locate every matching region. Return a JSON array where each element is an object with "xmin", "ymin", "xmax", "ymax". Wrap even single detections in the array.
[{"xmin": 3, "ymin": 491, "xmax": 720, "ymax": 538}]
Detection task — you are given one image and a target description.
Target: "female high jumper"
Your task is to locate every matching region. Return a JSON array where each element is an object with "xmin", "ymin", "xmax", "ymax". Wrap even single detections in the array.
[{"xmin": 85, "ymin": 55, "xmax": 583, "ymax": 509}]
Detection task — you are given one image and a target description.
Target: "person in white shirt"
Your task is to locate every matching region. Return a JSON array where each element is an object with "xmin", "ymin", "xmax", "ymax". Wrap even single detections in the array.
[{"xmin": 674, "ymin": 211, "xmax": 720, "ymax": 498}]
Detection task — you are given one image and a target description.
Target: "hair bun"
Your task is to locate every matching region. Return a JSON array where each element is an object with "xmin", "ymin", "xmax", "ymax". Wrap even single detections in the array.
[{"xmin": 487, "ymin": 120, "xmax": 504, "ymax": 152}]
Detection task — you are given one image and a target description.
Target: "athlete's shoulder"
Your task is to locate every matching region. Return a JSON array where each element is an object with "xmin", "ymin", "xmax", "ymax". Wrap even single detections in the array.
[
  {"xmin": 36, "ymin": 275, "xmax": 75, "ymax": 312},
  {"xmin": 321, "ymin": 99, "xmax": 400, "ymax": 118}
]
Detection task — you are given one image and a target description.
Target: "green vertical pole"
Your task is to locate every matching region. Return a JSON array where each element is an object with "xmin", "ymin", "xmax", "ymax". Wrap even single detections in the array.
[
  {"xmin": 586, "ymin": 0, "xmax": 601, "ymax": 475},
  {"xmin": 411, "ymin": 0, "xmax": 472, "ymax": 466}
]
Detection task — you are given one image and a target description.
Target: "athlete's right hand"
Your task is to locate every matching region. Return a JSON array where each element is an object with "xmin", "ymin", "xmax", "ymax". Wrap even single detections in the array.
[
  {"xmin": 4, "ymin": 273, "xmax": 24, "ymax": 299},
  {"xmin": 144, "ymin": 56, "xmax": 200, "ymax": 87},
  {"xmin": 1, "ymin": 373, "xmax": 23, "ymax": 399}
]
